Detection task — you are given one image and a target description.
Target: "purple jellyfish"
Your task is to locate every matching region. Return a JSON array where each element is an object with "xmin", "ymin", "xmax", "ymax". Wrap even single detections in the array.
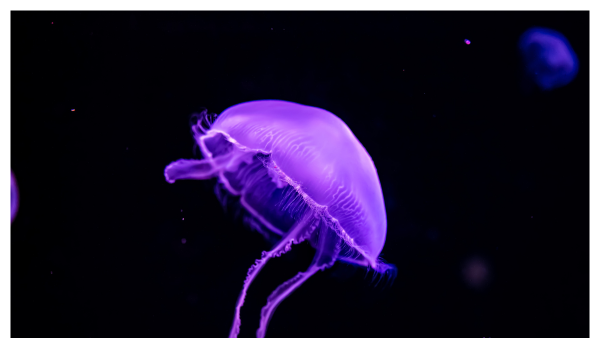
[
  {"xmin": 11, "ymin": 171, "xmax": 19, "ymax": 223},
  {"xmin": 519, "ymin": 27, "xmax": 579, "ymax": 91},
  {"xmin": 165, "ymin": 100, "xmax": 395, "ymax": 338}
]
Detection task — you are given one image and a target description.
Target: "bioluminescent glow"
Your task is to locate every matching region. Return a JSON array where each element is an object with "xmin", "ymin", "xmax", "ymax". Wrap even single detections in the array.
[
  {"xmin": 11, "ymin": 171, "xmax": 19, "ymax": 223},
  {"xmin": 462, "ymin": 256, "xmax": 491, "ymax": 290},
  {"xmin": 519, "ymin": 27, "xmax": 579, "ymax": 91},
  {"xmin": 464, "ymin": 39, "xmax": 471, "ymax": 45},
  {"xmin": 165, "ymin": 100, "xmax": 396, "ymax": 338}
]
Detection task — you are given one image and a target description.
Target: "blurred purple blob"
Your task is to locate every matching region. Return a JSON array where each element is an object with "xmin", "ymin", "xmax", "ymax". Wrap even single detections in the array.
[
  {"xmin": 464, "ymin": 39, "xmax": 471, "ymax": 45},
  {"xmin": 165, "ymin": 100, "xmax": 396, "ymax": 338},
  {"xmin": 11, "ymin": 171, "xmax": 19, "ymax": 223},
  {"xmin": 461, "ymin": 256, "xmax": 491, "ymax": 290},
  {"xmin": 519, "ymin": 27, "xmax": 579, "ymax": 91},
  {"xmin": 181, "ymin": 238, "xmax": 186, "ymax": 244}
]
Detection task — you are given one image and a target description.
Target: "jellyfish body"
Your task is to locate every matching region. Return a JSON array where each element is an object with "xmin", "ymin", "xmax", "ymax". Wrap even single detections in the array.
[
  {"xmin": 165, "ymin": 100, "xmax": 395, "ymax": 338},
  {"xmin": 519, "ymin": 27, "xmax": 579, "ymax": 91},
  {"xmin": 11, "ymin": 171, "xmax": 19, "ymax": 223}
]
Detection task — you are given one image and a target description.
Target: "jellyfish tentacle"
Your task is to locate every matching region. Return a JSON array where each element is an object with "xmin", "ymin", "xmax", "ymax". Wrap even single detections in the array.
[
  {"xmin": 229, "ymin": 210, "xmax": 319, "ymax": 338},
  {"xmin": 372, "ymin": 258, "xmax": 398, "ymax": 289},
  {"xmin": 256, "ymin": 222, "xmax": 341, "ymax": 338}
]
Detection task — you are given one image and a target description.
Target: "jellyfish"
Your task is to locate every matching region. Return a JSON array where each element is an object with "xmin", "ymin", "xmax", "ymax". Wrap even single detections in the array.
[
  {"xmin": 165, "ymin": 100, "xmax": 395, "ymax": 338},
  {"xmin": 11, "ymin": 171, "xmax": 19, "ymax": 223},
  {"xmin": 519, "ymin": 27, "xmax": 579, "ymax": 91}
]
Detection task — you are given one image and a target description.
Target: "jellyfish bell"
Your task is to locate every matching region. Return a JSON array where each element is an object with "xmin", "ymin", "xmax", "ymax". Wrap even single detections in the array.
[
  {"xmin": 519, "ymin": 27, "xmax": 579, "ymax": 91},
  {"xmin": 165, "ymin": 100, "xmax": 396, "ymax": 338}
]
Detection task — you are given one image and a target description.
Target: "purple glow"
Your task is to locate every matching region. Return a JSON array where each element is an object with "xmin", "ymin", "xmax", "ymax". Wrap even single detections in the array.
[
  {"xmin": 11, "ymin": 171, "xmax": 19, "ymax": 223},
  {"xmin": 519, "ymin": 27, "xmax": 579, "ymax": 91},
  {"xmin": 462, "ymin": 256, "xmax": 491, "ymax": 290},
  {"xmin": 165, "ymin": 100, "xmax": 396, "ymax": 338},
  {"xmin": 464, "ymin": 39, "xmax": 471, "ymax": 45},
  {"xmin": 181, "ymin": 238, "xmax": 186, "ymax": 244},
  {"xmin": 71, "ymin": 109, "xmax": 75, "ymax": 111}
]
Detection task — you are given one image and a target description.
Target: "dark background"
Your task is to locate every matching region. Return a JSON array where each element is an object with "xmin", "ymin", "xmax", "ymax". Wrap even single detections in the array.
[{"xmin": 11, "ymin": 11, "xmax": 589, "ymax": 338}]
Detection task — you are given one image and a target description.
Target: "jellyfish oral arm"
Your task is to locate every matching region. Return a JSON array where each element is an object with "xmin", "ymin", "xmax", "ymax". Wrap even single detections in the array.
[
  {"xmin": 229, "ymin": 210, "xmax": 320, "ymax": 338},
  {"xmin": 256, "ymin": 222, "xmax": 341, "ymax": 338},
  {"xmin": 164, "ymin": 147, "xmax": 251, "ymax": 183},
  {"xmin": 164, "ymin": 158, "xmax": 216, "ymax": 183},
  {"xmin": 239, "ymin": 197, "xmax": 285, "ymax": 236}
]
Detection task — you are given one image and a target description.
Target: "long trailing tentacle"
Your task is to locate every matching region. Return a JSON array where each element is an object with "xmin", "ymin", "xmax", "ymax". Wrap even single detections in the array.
[
  {"xmin": 256, "ymin": 221, "xmax": 342, "ymax": 338},
  {"xmin": 228, "ymin": 210, "xmax": 319, "ymax": 338}
]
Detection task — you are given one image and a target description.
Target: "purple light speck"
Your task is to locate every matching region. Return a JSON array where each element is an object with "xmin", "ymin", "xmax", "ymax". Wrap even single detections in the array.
[
  {"xmin": 165, "ymin": 100, "xmax": 396, "ymax": 338},
  {"xmin": 464, "ymin": 39, "xmax": 471, "ymax": 45},
  {"xmin": 71, "ymin": 109, "xmax": 75, "ymax": 111},
  {"xmin": 181, "ymin": 238, "xmax": 186, "ymax": 244}
]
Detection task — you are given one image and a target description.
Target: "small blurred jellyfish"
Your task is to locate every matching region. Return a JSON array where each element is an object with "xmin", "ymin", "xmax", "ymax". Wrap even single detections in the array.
[
  {"xmin": 461, "ymin": 256, "xmax": 491, "ymax": 290},
  {"xmin": 11, "ymin": 171, "xmax": 19, "ymax": 223},
  {"xmin": 519, "ymin": 27, "xmax": 579, "ymax": 91}
]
